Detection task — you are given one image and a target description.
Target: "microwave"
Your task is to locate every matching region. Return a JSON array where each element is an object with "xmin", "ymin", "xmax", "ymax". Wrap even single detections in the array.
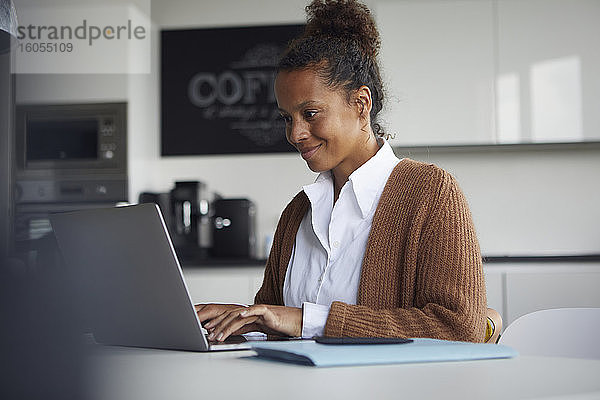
[
  {"xmin": 16, "ymin": 102, "xmax": 127, "ymax": 175},
  {"xmin": 14, "ymin": 102, "xmax": 127, "ymax": 205}
]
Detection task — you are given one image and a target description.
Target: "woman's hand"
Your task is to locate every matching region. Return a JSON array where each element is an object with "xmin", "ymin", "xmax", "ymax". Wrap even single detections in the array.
[{"xmin": 195, "ymin": 303, "xmax": 302, "ymax": 342}]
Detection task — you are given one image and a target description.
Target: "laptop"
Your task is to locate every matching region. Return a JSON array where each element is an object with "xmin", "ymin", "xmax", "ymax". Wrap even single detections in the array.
[{"xmin": 50, "ymin": 203, "xmax": 275, "ymax": 352}]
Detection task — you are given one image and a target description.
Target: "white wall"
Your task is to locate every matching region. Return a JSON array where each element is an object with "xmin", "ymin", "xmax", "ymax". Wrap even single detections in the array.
[{"xmin": 15, "ymin": 0, "xmax": 600, "ymax": 258}]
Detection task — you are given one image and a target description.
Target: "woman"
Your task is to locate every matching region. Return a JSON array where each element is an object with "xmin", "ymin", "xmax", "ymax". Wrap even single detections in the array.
[{"xmin": 196, "ymin": 0, "xmax": 487, "ymax": 342}]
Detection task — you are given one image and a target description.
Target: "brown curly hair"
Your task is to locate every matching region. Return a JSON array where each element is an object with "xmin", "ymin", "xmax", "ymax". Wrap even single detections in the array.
[{"xmin": 279, "ymin": 0, "xmax": 386, "ymax": 137}]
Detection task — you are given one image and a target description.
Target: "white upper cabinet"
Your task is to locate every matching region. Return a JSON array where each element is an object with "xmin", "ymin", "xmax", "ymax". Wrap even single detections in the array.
[
  {"xmin": 375, "ymin": 0, "xmax": 600, "ymax": 146},
  {"xmin": 497, "ymin": 0, "xmax": 600, "ymax": 144},
  {"xmin": 377, "ymin": 0, "xmax": 496, "ymax": 146}
]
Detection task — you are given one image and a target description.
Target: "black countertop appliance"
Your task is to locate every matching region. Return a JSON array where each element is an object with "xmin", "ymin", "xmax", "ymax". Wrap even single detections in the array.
[{"xmin": 212, "ymin": 198, "xmax": 256, "ymax": 259}]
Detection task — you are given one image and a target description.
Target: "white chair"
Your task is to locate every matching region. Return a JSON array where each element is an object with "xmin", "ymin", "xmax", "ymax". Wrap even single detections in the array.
[{"xmin": 499, "ymin": 308, "xmax": 600, "ymax": 359}]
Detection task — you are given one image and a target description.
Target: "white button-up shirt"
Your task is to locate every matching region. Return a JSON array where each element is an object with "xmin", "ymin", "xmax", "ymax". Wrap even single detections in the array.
[{"xmin": 283, "ymin": 140, "xmax": 401, "ymax": 338}]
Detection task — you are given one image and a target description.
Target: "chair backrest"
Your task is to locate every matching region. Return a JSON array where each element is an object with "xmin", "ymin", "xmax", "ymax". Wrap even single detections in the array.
[
  {"xmin": 499, "ymin": 308, "xmax": 600, "ymax": 359},
  {"xmin": 485, "ymin": 308, "xmax": 502, "ymax": 343}
]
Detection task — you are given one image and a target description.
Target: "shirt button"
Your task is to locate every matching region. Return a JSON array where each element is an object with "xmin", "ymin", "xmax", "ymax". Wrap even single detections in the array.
[{"xmin": 333, "ymin": 241, "xmax": 340, "ymax": 248}]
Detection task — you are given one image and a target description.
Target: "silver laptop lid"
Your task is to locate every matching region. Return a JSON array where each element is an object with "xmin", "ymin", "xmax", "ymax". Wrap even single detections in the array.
[{"xmin": 50, "ymin": 203, "xmax": 210, "ymax": 351}]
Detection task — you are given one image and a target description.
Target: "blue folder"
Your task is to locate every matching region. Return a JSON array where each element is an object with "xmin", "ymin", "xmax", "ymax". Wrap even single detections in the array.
[{"xmin": 251, "ymin": 338, "xmax": 518, "ymax": 367}]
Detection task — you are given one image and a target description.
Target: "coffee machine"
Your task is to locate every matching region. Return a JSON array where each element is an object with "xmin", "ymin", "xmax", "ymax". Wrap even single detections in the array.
[
  {"xmin": 139, "ymin": 183, "xmax": 257, "ymax": 261},
  {"xmin": 139, "ymin": 181, "xmax": 216, "ymax": 261}
]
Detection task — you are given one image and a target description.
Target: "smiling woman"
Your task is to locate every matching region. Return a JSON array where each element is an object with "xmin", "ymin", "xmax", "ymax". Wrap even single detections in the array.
[{"xmin": 196, "ymin": 0, "xmax": 487, "ymax": 343}]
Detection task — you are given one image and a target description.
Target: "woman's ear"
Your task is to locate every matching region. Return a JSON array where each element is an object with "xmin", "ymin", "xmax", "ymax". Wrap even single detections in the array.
[{"xmin": 355, "ymin": 85, "xmax": 373, "ymax": 128}]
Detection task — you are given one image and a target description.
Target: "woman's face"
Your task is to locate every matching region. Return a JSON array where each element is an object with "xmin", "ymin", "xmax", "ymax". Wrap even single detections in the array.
[{"xmin": 274, "ymin": 68, "xmax": 374, "ymax": 178}]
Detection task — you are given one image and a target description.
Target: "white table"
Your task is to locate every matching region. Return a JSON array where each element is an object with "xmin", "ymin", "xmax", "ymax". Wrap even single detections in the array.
[{"xmin": 86, "ymin": 346, "xmax": 600, "ymax": 400}]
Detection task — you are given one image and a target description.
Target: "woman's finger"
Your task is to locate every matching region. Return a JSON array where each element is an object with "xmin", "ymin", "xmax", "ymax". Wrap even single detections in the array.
[
  {"xmin": 208, "ymin": 308, "xmax": 253, "ymax": 340},
  {"xmin": 231, "ymin": 322, "xmax": 262, "ymax": 335},
  {"xmin": 203, "ymin": 306, "xmax": 245, "ymax": 329},
  {"xmin": 195, "ymin": 304, "xmax": 225, "ymax": 322},
  {"xmin": 212, "ymin": 315, "xmax": 260, "ymax": 342},
  {"xmin": 195, "ymin": 304, "xmax": 244, "ymax": 323}
]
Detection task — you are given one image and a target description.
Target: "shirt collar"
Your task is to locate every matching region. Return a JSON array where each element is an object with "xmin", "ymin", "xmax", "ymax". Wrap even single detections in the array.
[
  {"xmin": 302, "ymin": 170, "xmax": 333, "ymax": 209},
  {"xmin": 348, "ymin": 140, "xmax": 400, "ymax": 218}
]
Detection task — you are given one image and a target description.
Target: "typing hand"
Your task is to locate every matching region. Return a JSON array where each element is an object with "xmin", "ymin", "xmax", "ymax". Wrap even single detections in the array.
[
  {"xmin": 195, "ymin": 303, "xmax": 254, "ymax": 337},
  {"xmin": 195, "ymin": 303, "xmax": 302, "ymax": 342}
]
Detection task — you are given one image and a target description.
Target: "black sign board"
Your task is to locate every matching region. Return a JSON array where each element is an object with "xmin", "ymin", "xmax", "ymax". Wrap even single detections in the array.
[{"xmin": 161, "ymin": 24, "xmax": 305, "ymax": 156}]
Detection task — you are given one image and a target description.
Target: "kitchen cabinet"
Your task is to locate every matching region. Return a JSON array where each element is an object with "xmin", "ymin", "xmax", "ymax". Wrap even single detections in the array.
[
  {"xmin": 485, "ymin": 262, "xmax": 600, "ymax": 327},
  {"xmin": 496, "ymin": 0, "xmax": 600, "ymax": 143},
  {"xmin": 377, "ymin": 0, "xmax": 495, "ymax": 146},
  {"xmin": 375, "ymin": 0, "xmax": 600, "ymax": 146}
]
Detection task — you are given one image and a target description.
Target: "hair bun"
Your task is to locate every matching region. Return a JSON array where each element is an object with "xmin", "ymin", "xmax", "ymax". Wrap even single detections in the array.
[{"xmin": 304, "ymin": 0, "xmax": 381, "ymax": 58}]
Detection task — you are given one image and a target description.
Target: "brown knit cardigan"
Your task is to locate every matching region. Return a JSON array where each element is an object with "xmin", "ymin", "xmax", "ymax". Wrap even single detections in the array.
[{"xmin": 255, "ymin": 158, "xmax": 487, "ymax": 342}]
